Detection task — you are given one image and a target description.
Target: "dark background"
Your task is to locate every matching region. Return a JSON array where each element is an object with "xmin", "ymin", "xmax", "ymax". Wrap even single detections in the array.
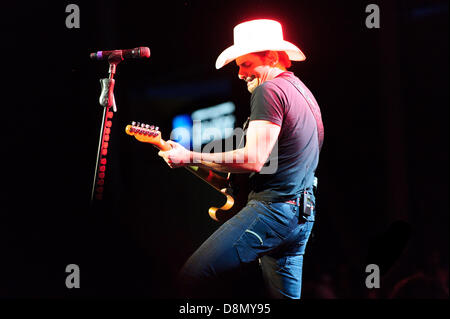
[{"xmin": 1, "ymin": 0, "xmax": 448, "ymax": 299}]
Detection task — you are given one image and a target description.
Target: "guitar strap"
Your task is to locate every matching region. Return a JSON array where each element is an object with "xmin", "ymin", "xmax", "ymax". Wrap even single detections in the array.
[
  {"xmin": 281, "ymin": 76, "xmax": 324, "ymax": 213},
  {"xmin": 281, "ymin": 77, "xmax": 324, "ymax": 152}
]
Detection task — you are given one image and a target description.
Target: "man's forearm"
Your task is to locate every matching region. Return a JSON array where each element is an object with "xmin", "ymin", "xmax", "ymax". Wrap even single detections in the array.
[{"xmin": 190, "ymin": 148, "xmax": 260, "ymax": 173}]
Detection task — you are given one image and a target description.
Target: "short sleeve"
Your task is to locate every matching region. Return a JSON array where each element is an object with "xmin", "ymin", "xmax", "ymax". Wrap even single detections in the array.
[{"xmin": 249, "ymin": 82, "xmax": 284, "ymax": 126}]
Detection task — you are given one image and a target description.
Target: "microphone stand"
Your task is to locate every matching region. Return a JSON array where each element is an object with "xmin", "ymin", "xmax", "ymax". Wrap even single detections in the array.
[{"xmin": 90, "ymin": 52, "xmax": 123, "ymax": 204}]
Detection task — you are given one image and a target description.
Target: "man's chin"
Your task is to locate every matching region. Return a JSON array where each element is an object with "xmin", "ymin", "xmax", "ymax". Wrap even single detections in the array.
[{"xmin": 247, "ymin": 79, "xmax": 259, "ymax": 93}]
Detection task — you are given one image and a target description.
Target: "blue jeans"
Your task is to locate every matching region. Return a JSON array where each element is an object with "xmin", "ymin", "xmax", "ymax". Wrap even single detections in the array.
[{"xmin": 179, "ymin": 192, "xmax": 315, "ymax": 299}]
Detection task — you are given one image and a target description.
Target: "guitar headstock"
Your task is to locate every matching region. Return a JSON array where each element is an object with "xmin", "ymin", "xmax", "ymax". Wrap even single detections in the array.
[{"xmin": 125, "ymin": 121, "xmax": 162, "ymax": 145}]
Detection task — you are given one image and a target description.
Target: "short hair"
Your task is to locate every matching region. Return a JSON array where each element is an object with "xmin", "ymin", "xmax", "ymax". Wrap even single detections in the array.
[{"xmin": 254, "ymin": 51, "xmax": 292, "ymax": 69}]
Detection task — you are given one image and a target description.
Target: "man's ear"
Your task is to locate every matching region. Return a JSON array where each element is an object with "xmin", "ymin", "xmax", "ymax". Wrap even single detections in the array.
[{"xmin": 266, "ymin": 51, "xmax": 279, "ymax": 66}]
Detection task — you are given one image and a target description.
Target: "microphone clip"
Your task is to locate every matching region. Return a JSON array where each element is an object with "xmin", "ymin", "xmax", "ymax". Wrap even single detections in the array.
[{"xmin": 99, "ymin": 78, "xmax": 117, "ymax": 112}]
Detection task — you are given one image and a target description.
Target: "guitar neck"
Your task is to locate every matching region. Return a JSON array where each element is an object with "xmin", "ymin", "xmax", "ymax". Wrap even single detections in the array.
[{"xmin": 125, "ymin": 123, "xmax": 229, "ymax": 191}]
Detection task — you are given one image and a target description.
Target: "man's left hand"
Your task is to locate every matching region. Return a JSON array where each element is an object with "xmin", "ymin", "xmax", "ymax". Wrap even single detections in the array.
[{"xmin": 158, "ymin": 140, "xmax": 192, "ymax": 168}]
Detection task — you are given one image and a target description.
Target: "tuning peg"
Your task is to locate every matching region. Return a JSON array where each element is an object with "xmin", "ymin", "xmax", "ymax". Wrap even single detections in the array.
[
  {"xmin": 148, "ymin": 126, "xmax": 154, "ymax": 136},
  {"xmin": 155, "ymin": 126, "xmax": 159, "ymax": 131},
  {"xmin": 131, "ymin": 121, "xmax": 136, "ymax": 126},
  {"xmin": 145, "ymin": 124, "xmax": 150, "ymax": 129},
  {"xmin": 141, "ymin": 123, "xmax": 146, "ymax": 128}
]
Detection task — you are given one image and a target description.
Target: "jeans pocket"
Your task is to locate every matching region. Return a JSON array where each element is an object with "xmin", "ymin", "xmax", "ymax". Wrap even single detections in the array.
[{"xmin": 233, "ymin": 217, "xmax": 281, "ymax": 264}]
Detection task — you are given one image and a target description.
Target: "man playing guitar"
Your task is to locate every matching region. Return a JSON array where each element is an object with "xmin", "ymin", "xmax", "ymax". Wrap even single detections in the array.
[{"xmin": 158, "ymin": 19, "xmax": 324, "ymax": 299}]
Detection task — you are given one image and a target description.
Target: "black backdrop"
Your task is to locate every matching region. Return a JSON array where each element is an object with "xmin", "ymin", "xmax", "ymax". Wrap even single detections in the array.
[{"xmin": 1, "ymin": 0, "xmax": 448, "ymax": 300}]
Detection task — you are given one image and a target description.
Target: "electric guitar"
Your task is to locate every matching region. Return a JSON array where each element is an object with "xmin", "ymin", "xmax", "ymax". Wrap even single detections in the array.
[{"xmin": 125, "ymin": 121, "xmax": 245, "ymax": 222}]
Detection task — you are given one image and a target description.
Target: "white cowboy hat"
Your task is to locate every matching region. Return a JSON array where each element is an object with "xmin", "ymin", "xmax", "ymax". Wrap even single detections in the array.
[{"xmin": 215, "ymin": 19, "xmax": 306, "ymax": 69}]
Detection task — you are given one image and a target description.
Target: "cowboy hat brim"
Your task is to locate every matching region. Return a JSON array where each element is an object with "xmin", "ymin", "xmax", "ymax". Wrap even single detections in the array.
[{"xmin": 215, "ymin": 40, "xmax": 306, "ymax": 69}]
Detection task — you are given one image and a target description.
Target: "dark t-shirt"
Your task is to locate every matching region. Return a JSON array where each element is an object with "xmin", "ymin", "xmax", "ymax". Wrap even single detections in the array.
[{"xmin": 248, "ymin": 71, "xmax": 321, "ymax": 202}]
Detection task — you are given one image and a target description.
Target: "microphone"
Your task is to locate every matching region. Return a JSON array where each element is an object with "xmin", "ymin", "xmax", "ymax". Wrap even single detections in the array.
[{"xmin": 90, "ymin": 47, "xmax": 150, "ymax": 60}]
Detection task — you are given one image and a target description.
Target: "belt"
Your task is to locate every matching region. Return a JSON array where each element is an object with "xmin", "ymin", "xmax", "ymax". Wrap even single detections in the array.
[
  {"xmin": 285, "ymin": 194, "xmax": 304, "ymax": 206},
  {"xmin": 284, "ymin": 187, "xmax": 315, "ymax": 206},
  {"xmin": 285, "ymin": 192, "xmax": 314, "ymax": 216},
  {"xmin": 283, "ymin": 178, "xmax": 318, "ymax": 206},
  {"xmin": 285, "ymin": 199, "xmax": 299, "ymax": 205}
]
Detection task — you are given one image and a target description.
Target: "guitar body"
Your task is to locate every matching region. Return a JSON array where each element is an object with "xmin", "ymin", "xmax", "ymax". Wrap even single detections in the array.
[
  {"xmin": 125, "ymin": 122, "xmax": 246, "ymax": 222},
  {"xmin": 208, "ymin": 188, "xmax": 235, "ymax": 222},
  {"xmin": 214, "ymin": 173, "xmax": 250, "ymax": 222}
]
